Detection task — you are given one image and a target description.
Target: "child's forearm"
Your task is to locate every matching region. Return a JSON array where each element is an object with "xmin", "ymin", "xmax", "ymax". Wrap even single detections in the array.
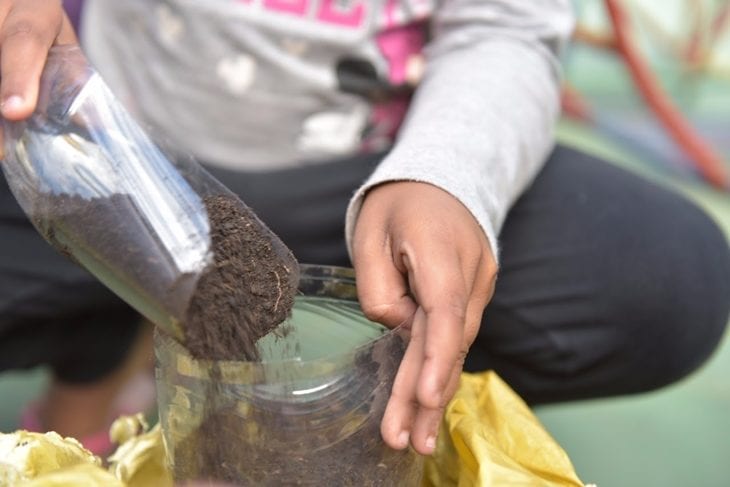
[{"xmin": 347, "ymin": 0, "xmax": 575, "ymax": 260}]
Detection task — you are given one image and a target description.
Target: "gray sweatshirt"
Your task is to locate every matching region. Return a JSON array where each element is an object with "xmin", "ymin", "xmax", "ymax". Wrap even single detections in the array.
[{"xmin": 82, "ymin": 0, "xmax": 574, "ymax": 259}]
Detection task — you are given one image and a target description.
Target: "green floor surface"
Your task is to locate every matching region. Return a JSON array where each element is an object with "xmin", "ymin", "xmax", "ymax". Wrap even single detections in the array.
[{"xmin": 0, "ymin": 368, "xmax": 48, "ymax": 433}]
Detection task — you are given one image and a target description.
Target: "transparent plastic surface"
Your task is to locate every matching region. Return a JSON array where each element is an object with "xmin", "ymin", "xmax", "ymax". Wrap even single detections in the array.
[
  {"xmin": 155, "ymin": 265, "xmax": 424, "ymax": 486},
  {"xmin": 1, "ymin": 46, "xmax": 295, "ymax": 340}
]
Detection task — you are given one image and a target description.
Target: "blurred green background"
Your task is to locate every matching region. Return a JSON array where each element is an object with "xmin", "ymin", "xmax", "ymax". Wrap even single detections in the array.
[{"xmin": 538, "ymin": 1, "xmax": 730, "ymax": 486}]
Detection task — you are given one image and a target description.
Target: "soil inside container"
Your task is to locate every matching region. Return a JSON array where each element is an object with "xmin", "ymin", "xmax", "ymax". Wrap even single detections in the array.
[
  {"xmin": 37, "ymin": 193, "xmax": 199, "ymax": 320},
  {"xmin": 37, "ymin": 192, "xmax": 299, "ymax": 362},
  {"xmin": 172, "ymin": 333, "xmax": 420, "ymax": 486}
]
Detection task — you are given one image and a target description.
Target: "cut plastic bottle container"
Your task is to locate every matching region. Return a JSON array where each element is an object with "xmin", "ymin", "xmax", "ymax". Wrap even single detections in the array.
[
  {"xmin": 1, "ymin": 46, "xmax": 295, "ymax": 341},
  {"xmin": 155, "ymin": 265, "xmax": 424, "ymax": 486}
]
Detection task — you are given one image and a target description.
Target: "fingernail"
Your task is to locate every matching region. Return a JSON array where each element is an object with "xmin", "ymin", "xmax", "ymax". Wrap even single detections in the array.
[
  {"xmin": 425, "ymin": 435, "xmax": 436, "ymax": 452},
  {"xmin": 397, "ymin": 430, "xmax": 409, "ymax": 448},
  {"xmin": 1, "ymin": 96, "xmax": 24, "ymax": 114}
]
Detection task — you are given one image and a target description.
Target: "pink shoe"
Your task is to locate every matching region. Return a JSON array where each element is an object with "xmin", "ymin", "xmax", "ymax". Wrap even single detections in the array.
[
  {"xmin": 19, "ymin": 371, "xmax": 157, "ymax": 457},
  {"xmin": 19, "ymin": 401, "xmax": 114, "ymax": 456}
]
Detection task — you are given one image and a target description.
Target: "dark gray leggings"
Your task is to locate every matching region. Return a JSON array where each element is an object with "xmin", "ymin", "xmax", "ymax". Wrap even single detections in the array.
[{"xmin": 1, "ymin": 145, "xmax": 728, "ymax": 404}]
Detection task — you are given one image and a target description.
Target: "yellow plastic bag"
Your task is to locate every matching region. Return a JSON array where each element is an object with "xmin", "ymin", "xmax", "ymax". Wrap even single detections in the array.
[
  {"xmin": 0, "ymin": 430, "xmax": 122, "ymax": 487},
  {"xmin": 423, "ymin": 371, "xmax": 585, "ymax": 486},
  {"xmin": 0, "ymin": 372, "xmax": 585, "ymax": 486},
  {"xmin": 16, "ymin": 464, "xmax": 123, "ymax": 487},
  {"xmin": 106, "ymin": 415, "xmax": 172, "ymax": 487}
]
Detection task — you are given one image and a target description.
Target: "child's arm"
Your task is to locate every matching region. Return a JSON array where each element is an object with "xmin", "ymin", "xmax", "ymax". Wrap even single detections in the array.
[{"xmin": 348, "ymin": 0, "xmax": 575, "ymax": 455}]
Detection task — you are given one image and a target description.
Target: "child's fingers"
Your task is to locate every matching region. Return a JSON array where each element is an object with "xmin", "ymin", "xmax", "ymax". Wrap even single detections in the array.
[
  {"xmin": 410, "ymin": 363, "xmax": 461, "ymax": 455},
  {"xmin": 0, "ymin": 0, "xmax": 68, "ymax": 119},
  {"xmin": 380, "ymin": 308, "xmax": 425, "ymax": 451},
  {"xmin": 352, "ymin": 206, "xmax": 417, "ymax": 330}
]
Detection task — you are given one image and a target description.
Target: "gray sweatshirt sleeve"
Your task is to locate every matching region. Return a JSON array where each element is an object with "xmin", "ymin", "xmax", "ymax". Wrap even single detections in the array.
[{"xmin": 345, "ymin": 0, "xmax": 575, "ymax": 261}]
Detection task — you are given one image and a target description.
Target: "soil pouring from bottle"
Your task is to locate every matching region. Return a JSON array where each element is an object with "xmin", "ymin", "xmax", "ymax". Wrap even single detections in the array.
[{"xmin": 1, "ymin": 45, "xmax": 300, "ymax": 358}]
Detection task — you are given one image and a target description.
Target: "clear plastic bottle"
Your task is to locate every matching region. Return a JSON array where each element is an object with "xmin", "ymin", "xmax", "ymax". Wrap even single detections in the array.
[
  {"xmin": 155, "ymin": 265, "xmax": 424, "ymax": 486},
  {"xmin": 1, "ymin": 46, "xmax": 296, "ymax": 342}
]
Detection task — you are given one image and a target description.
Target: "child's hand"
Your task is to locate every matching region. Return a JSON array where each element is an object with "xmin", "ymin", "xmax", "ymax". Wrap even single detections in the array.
[
  {"xmin": 352, "ymin": 181, "xmax": 497, "ymax": 455},
  {"xmin": 0, "ymin": 0, "xmax": 77, "ymax": 157}
]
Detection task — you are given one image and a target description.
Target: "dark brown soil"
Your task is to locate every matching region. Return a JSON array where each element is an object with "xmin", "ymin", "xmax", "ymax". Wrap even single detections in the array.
[
  {"xmin": 183, "ymin": 194, "xmax": 299, "ymax": 361},
  {"xmin": 35, "ymin": 193, "xmax": 200, "ymax": 322},
  {"xmin": 171, "ymin": 334, "xmax": 422, "ymax": 486},
  {"xmin": 35, "ymin": 191, "xmax": 299, "ymax": 362}
]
